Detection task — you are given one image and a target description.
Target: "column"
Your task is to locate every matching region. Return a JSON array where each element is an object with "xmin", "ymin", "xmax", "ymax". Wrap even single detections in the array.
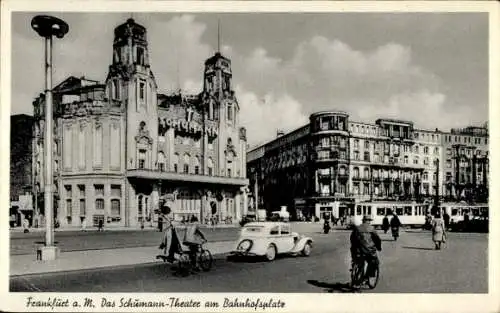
[
  {"xmin": 243, "ymin": 188, "xmax": 248, "ymax": 216},
  {"xmin": 235, "ymin": 192, "xmax": 241, "ymax": 222}
]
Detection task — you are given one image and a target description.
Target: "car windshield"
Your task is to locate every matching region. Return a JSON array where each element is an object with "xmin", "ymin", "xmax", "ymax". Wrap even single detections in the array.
[{"xmin": 243, "ymin": 226, "xmax": 264, "ymax": 233}]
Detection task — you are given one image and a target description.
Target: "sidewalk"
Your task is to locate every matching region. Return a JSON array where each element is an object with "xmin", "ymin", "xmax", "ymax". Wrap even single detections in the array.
[
  {"xmin": 10, "ymin": 241, "xmax": 235, "ymax": 277},
  {"xmin": 10, "ymin": 223, "xmax": 239, "ymax": 233}
]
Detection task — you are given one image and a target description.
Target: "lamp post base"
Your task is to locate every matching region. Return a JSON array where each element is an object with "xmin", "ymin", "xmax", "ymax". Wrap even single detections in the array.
[{"xmin": 38, "ymin": 246, "xmax": 60, "ymax": 261}]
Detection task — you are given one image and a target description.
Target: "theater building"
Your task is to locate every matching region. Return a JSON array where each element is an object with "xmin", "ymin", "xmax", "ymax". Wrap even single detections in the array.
[
  {"xmin": 32, "ymin": 18, "xmax": 249, "ymax": 228},
  {"xmin": 247, "ymin": 111, "xmax": 488, "ymax": 220}
]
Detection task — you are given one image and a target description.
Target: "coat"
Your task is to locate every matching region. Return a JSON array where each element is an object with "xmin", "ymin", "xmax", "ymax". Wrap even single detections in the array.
[{"xmin": 432, "ymin": 218, "xmax": 446, "ymax": 242}]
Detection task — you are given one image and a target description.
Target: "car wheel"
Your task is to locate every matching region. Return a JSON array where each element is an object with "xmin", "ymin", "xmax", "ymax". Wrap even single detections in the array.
[
  {"xmin": 265, "ymin": 244, "xmax": 277, "ymax": 261},
  {"xmin": 301, "ymin": 242, "xmax": 312, "ymax": 257}
]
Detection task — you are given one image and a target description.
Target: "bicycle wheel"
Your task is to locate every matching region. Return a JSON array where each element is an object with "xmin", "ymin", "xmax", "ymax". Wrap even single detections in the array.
[
  {"xmin": 366, "ymin": 263, "xmax": 379, "ymax": 289},
  {"xmin": 177, "ymin": 254, "xmax": 191, "ymax": 276},
  {"xmin": 350, "ymin": 260, "xmax": 364, "ymax": 288},
  {"xmin": 198, "ymin": 249, "xmax": 213, "ymax": 272}
]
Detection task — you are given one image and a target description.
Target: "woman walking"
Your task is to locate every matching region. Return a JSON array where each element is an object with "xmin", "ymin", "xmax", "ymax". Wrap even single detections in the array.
[{"xmin": 431, "ymin": 212, "xmax": 447, "ymax": 250}]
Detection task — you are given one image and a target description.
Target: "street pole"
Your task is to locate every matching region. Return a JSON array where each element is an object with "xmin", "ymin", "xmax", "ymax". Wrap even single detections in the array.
[
  {"xmin": 434, "ymin": 158, "xmax": 440, "ymax": 214},
  {"xmin": 31, "ymin": 15, "xmax": 68, "ymax": 261}
]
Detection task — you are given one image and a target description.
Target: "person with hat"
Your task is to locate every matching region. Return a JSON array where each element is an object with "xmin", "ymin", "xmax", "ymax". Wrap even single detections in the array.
[
  {"xmin": 350, "ymin": 215, "xmax": 382, "ymax": 286},
  {"xmin": 158, "ymin": 205, "xmax": 178, "ymax": 262}
]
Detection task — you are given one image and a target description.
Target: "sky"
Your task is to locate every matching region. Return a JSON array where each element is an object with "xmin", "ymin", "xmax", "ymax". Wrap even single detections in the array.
[{"xmin": 11, "ymin": 12, "xmax": 488, "ymax": 147}]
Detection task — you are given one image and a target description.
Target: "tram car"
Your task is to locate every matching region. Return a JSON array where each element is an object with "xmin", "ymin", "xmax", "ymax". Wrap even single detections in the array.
[
  {"xmin": 439, "ymin": 202, "xmax": 488, "ymax": 224},
  {"xmin": 346, "ymin": 201, "xmax": 430, "ymax": 228}
]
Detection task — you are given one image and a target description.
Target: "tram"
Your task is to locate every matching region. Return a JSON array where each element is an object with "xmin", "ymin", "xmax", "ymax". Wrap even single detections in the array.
[
  {"xmin": 346, "ymin": 201, "xmax": 430, "ymax": 228},
  {"xmin": 439, "ymin": 202, "xmax": 488, "ymax": 224}
]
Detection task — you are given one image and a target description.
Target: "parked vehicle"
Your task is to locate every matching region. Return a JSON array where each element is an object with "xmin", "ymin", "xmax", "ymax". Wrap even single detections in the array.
[{"xmin": 229, "ymin": 222, "xmax": 313, "ymax": 261}]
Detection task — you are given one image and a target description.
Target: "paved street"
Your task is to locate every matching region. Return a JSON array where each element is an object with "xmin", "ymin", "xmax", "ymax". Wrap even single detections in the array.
[
  {"xmin": 10, "ymin": 227, "xmax": 240, "ymax": 255},
  {"xmin": 10, "ymin": 228, "xmax": 487, "ymax": 293}
]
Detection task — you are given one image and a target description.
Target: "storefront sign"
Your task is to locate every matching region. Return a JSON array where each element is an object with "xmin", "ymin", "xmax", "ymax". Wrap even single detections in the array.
[{"xmin": 165, "ymin": 118, "xmax": 218, "ymax": 137}]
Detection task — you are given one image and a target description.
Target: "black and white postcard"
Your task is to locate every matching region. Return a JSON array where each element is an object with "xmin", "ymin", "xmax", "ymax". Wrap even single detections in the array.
[{"xmin": 1, "ymin": 1, "xmax": 499, "ymax": 312}]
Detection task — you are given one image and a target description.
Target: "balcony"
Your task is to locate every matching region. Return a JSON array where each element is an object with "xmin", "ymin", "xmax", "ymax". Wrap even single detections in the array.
[{"xmin": 126, "ymin": 169, "xmax": 249, "ymax": 186}]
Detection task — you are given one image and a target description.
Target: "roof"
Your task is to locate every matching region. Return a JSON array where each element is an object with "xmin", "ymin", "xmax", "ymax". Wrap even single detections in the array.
[{"xmin": 243, "ymin": 222, "xmax": 288, "ymax": 229}]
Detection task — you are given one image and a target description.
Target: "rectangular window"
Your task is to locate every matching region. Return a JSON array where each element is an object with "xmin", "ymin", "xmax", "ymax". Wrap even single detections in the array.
[
  {"xmin": 63, "ymin": 126, "xmax": 72, "ymax": 169},
  {"xmin": 174, "ymin": 164, "xmax": 178, "ymax": 173},
  {"xmin": 66, "ymin": 199, "xmax": 72, "ymax": 217},
  {"xmin": 138, "ymin": 149, "xmax": 146, "ymax": 169},
  {"xmin": 228, "ymin": 169, "xmax": 232, "ymax": 177},
  {"xmin": 65, "ymin": 185, "xmax": 72, "ymax": 198},
  {"xmin": 111, "ymin": 199, "xmax": 120, "ymax": 216},
  {"xmin": 159, "ymin": 163, "xmax": 165, "ymax": 171},
  {"xmin": 110, "ymin": 122, "xmax": 120, "ymax": 169},
  {"xmin": 80, "ymin": 199, "xmax": 86, "ymax": 216},
  {"xmin": 111, "ymin": 185, "xmax": 121, "ymax": 198},
  {"xmin": 94, "ymin": 184, "xmax": 104, "ymax": 197},
  {"xmin": 136, "ymin": 47, "xmax": 144, "ymax": 65},
  {"xmin": 139, "ymin": 81, "xmax": 145, "ymax": 101},
  {"xmin": 208, "ymin": 167, "xmax": 213, "ymax": 176},
  {"xmin": 95, "ymin": 199, "xmax": 104, "ymax": 211},
  {"xmin": 184, "ymin": 164, "xmax": 189, "ymax": 173},
  {"xmin": 78, "ymin": 185, "xmax": 85, "ymax": 198},
  {"xmin": 227, "ymin": 105, "xmax": 233, "ymax": 121}
]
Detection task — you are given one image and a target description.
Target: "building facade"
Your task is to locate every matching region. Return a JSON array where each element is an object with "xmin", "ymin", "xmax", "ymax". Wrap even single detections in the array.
[
  {"xmin": 10, "ymin": 114, "xmax": 35, "ymax": 226},
  {"xmin": 247, "ymin": 111, "xmax": 488, "ymax": 220},
  {"xmin": 32, "ymin": 18, "xmax": 249, "ymax": 228}
]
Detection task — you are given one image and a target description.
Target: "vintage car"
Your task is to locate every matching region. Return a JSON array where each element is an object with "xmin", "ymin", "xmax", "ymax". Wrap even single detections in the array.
[{"xmin": 229, "ymin": 222, "xmax": 313, "ymax": 261}]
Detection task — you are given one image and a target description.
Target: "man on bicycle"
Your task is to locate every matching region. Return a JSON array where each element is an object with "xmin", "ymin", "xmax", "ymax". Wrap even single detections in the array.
[
  {"xmin": 350, "ymin": 215, "xmax": 382, "ymax": 286},
  {"xmin": 183, "ymin": 221, "xmax": 208, "ymax": 271}
]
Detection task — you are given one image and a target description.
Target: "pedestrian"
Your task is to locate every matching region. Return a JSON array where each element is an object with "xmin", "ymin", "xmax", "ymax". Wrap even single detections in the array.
[
  {"xmin": 98, "ymin": 219, "xmax": 104, "ymax": 232},
  {"xmin": 390, "ymin": 213, "xmax": 401, "ymax": 241},
  {"xmin": 431, "ymin": 212, "xmax": 447, "ymax": 250},
  {"xmin": 23, "ymin": 217, "xmax": 30, "ymax": 233},
  {"xmin": 382, "ymin": 215, "xmax": 390, "ymax": 234},
  {"xmin": 81, "ymin": 218, "xmax": 87, "ymax": 232},
  {"xmin": 158, "ymin": 205, "xmax": 176, "ymax": 262}
]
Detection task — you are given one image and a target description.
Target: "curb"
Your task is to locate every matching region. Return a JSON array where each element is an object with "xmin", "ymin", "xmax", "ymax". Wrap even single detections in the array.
[
  {"xmin": 10, "ymin": 250, "xmax": 231, "ymax": 278},
  {"xmin": 10, "ymin": 239, "xmax": 237, "ymax": 256}
]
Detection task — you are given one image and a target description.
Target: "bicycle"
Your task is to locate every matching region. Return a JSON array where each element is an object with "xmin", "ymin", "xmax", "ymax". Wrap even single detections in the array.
[
  {"xmin": 156, "ymin": 241, "xmax": 213, "ymax": 276},
  {"xmin": 350, "ymin": 256, "xmax": 380, "ymax": 290}
]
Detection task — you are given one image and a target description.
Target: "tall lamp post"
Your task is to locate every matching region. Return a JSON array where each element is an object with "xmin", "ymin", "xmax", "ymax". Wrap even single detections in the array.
[{"xmin": 31, "ymin": 15, "xmax": 69, "ymax": 260}]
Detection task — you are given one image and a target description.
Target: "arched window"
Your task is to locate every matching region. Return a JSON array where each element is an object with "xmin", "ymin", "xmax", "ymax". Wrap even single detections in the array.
[
  {"xmin": 363, "ymin": 168, "xmax": 370, "ymax": 179},
  {"xmin": 173, "ymin": 153, "xmax": 179, "ymax": 173},
  {"xmin": 207, "ymin": 157, "xmax": 214, "ymax": 176},
  {"xmin": 183, "ymin": 153, "xmax": 190, "ymax": 174},
  {"xmin": 353, "ymin": 167, "xmax": 359, "ymax": 178},
  {"xmin": 193, "ymin": 156, "xmax": 201, "ymax": 175},
  {"xmin": 158, "ymin": 152, "xmax": 166, "ymax": 171}
]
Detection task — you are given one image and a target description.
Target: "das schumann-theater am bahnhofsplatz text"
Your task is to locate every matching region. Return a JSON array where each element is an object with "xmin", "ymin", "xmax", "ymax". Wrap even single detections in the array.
[{"xmin": 29, "ymin": 18, "xmax": 249, "ymax": 228}]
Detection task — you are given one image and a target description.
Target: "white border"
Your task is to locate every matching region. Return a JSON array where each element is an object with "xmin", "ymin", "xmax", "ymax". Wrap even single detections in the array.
[{"xmin": 1, "ymin": 1, "xmax": 499, "ymax": 313}]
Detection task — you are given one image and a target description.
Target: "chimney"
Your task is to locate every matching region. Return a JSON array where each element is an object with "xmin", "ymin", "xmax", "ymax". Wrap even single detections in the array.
[{"xmin": 277, "ymin": 130, "xmax": 285, "ymax": 137}]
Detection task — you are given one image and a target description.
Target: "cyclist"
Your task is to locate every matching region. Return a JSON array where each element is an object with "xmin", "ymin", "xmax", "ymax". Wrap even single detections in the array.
[
  {"xmin": 158, "ymin": 205, "xmax": 177, "ymax": 263},
  {"xmin": 350, "ymin": 215, "xmax": 382, "ymax": 288},
  {"xmin": 183, "ymin": 221, "xmax": 208, "ymax": 271}
]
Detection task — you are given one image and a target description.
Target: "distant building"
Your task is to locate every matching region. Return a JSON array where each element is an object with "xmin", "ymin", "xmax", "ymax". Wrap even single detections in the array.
[
  {"xmin": 32, "ymin": 18, "xmax": 248, "ymax": 229},
  {"xmin": 10, "ymin": 114, "xmax": 34, "ymax": 226},
  {"xmin": 247, "ymin": 111, "xmax": 488, "ymax": 220}
]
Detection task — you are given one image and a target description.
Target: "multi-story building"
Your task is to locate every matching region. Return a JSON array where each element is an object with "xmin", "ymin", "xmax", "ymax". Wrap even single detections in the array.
[
  {"xmin": 247, "ymin": 110, "xmax": 488, "ymax": 220},
  {"xmin": 10, "ymin": 114, "xmax": 35, "ymax": 226},
  {"xmin": 32, "ymin": 18, "xmax": 249, "ymax": 228}
]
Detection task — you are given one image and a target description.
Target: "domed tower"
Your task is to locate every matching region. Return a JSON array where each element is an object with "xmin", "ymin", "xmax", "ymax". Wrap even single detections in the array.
[
  {"xmin": 202, "ymin": 51, "xmax": 241, "ymax": 177},
  {"xmin": 106, "ymin": 18, "xmax": 158, "ymax": 172}
]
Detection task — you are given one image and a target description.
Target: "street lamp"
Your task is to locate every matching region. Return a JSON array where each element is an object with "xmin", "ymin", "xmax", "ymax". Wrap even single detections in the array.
[{"xmin": 31, "ymin": 15, "xmax": 69, "ymax": 261}]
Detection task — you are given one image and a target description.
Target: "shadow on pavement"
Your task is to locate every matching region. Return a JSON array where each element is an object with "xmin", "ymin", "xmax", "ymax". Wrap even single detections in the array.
[
  {"xmin": 401, "ymin": 246, "xmax": 435, "ymax": 251},
  {"xmin": 306, "ymin": 279, "xmax": 357, "ymax": 293}
]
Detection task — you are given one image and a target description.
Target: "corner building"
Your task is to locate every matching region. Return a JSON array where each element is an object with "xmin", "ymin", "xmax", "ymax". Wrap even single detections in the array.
[
  {"xmin": 247, "ymin": 111, "xmax": 488, "ymax": 220},
  {"xmin": 32, "ymin": 18, "xmax": 249, "ymax": 228}
]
